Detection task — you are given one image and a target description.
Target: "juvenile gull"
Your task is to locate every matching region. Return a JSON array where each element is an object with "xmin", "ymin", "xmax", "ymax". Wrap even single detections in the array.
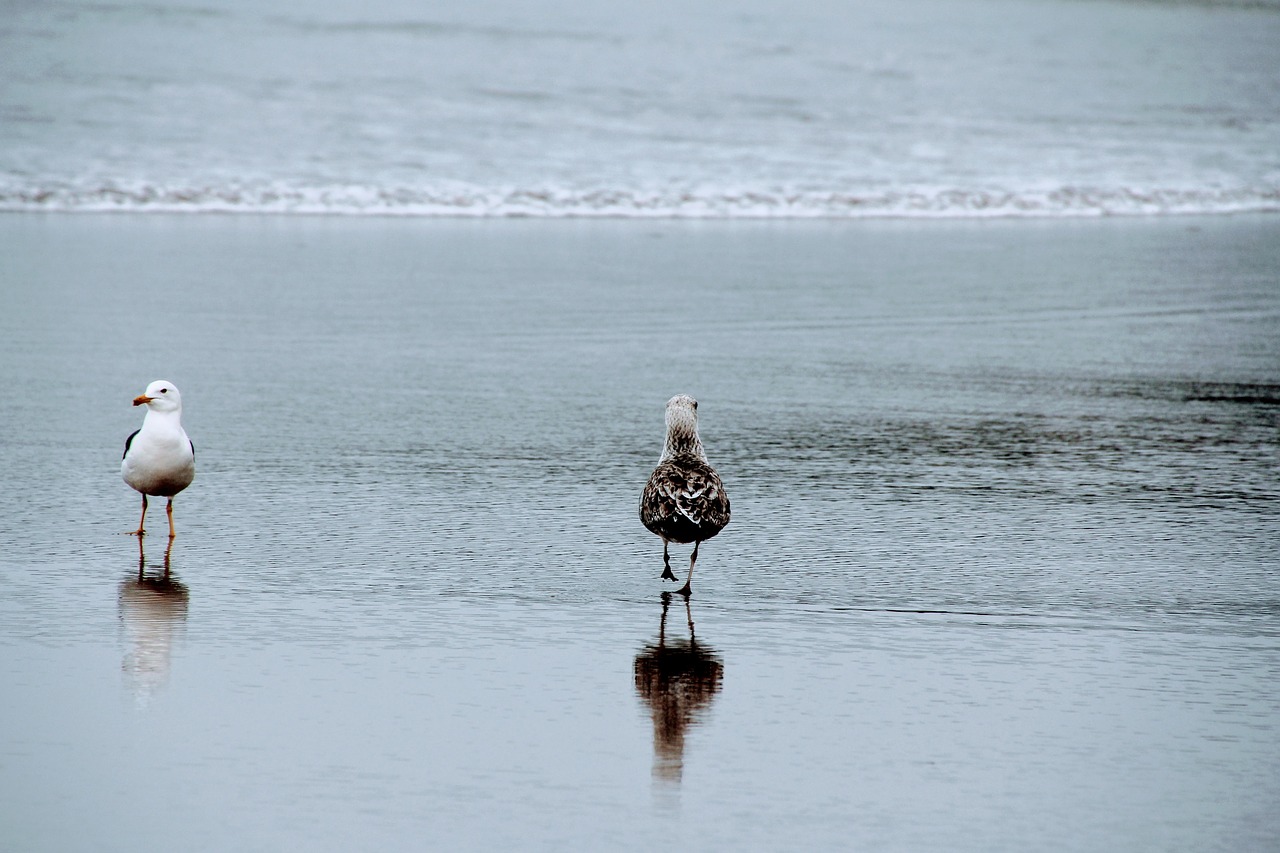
[
  {"xmin": 640, "ymin": 395, "xmax": 731, "ymax": 597},
  {"xmin": 122, "ymin": 380, "xmax": 195, "ymax": 539}
]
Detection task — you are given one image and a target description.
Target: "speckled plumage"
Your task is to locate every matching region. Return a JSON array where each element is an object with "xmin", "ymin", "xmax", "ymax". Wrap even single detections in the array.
[
  {"xmin": 640, "ymin": 458, "xmax": 730, "ymax": 545},
  {"xmin": 640, "ymin": 395, "xmax": 730, "ymax": 596}
]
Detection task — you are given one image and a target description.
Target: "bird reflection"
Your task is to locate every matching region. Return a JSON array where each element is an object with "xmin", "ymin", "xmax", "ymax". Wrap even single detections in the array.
[
  {"xmin": 633, "ymin": 592, "xmax": 724, "ymax": 784},
  {"xmin": 119, "ymin": 538, "xmax": 189, "ymax": 706}
]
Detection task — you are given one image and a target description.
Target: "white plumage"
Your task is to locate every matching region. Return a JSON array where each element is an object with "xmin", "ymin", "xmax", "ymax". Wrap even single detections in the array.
[{"xmin": 122, "ymin": 380, "xmax": 195, "ymax": 539}]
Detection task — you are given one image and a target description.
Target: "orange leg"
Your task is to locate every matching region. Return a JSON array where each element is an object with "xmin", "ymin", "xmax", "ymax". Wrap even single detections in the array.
[
  {"xmin": 128, "ymin": 494, "xmax": 148, "ymax": 537},
  {"xmin": 166, "ymin": 498, "xmax": 177, "ymax": 540}
]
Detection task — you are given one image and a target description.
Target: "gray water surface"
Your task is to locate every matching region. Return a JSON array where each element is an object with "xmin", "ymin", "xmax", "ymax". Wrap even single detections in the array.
[
  {"xmin": 1, "ymin": 215, "xmax": 1278, "ymax": 851},
  {"xmin": 4, "ymin": 0, "xmax": 1279, "ymax": 215}
]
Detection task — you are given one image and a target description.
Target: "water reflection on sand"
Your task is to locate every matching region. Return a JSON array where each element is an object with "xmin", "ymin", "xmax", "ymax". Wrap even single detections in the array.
[
  {"xmin": 1, "ymin": 216, "xmax": 1276, "ymax": 851},
  {"xmin": 634, "ymin": 594, "xmax": 724, "ymax": 784},
  {"xmin": 118, "ymin": 539, "xmax": 189, "ymax": 707}
]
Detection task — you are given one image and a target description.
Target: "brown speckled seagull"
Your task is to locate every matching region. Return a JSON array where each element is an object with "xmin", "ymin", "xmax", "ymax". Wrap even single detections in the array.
[{"xmin": 640, "ymin": 395, "xmax": 731, "ymax": 597}]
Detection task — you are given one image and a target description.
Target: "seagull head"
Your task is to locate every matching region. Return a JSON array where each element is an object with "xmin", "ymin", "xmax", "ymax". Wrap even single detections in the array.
[
  {"xmin": 133, "ymin": 380, "xmax": 183, "ymax": 413},
  {"xmin": 661, "ymin": 394, "xmax": 707, "ymax": 461},
  {"xmin": 665, "ymin": 393, "xmax": 701, "ymax": 436}
]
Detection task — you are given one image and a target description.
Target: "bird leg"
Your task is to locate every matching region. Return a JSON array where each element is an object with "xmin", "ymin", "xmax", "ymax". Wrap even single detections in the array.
[
  {"xmin": 676, "ymin": 540, "xmax": 699, "ymax": 597},
  {"xmin": 658, "ymin": 593, "xmax": 671, "ymax": 646},
  {"xmin": 166, "ymin": 498, "xmax": 177, "ymax": 541},
  {"xmin": 660, "ymin": 539, "xmax": 677, "ymax": 582},
  {"xmin": 127, "ymin": 494, "xmax": 148, "ymax": 537}
]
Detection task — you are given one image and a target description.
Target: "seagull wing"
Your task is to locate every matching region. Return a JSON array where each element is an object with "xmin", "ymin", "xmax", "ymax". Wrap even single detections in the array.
[
  {"xmin": 641, "ymin": 458, "xmax": 730, "ymax": 535},
  {"xmin": 123, "ymin": 429, "xmax": 140, "ymax": 460}
]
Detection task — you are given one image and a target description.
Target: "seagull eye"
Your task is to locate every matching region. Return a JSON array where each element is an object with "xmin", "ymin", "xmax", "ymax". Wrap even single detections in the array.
[{"xmin": 160, "ymin": 388, "xmax": 168, "ymax": 393}]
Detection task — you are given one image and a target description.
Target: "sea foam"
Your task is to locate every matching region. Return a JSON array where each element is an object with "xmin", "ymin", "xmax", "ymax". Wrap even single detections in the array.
[{"xmin": 3, "ymin": 183, "xmax": 1277, "ymax": 218}]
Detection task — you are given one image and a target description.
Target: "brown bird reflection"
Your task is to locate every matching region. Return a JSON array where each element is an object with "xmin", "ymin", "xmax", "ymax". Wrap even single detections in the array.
[
  {"xmin": 633, "ymin": 592, "xmax": 724, "ymax": 784},
  {"xmin": 119, "ymin": 538, "xmax": 189, "ymax": 706}
]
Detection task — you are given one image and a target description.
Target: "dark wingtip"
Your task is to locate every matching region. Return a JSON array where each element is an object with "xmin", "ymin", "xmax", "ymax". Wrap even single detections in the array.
[{"xmin": 123, "ymin": 428, "xmax": 140, "ymax": 459}]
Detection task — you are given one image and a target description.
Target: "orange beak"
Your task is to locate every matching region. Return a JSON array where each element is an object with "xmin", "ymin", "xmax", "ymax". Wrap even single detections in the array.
[{"xmin": 133, "ymin": 394, "xmax": 153, "ymax": 406}]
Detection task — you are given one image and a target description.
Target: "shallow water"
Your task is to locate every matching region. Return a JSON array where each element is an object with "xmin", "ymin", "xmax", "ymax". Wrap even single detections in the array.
[{"xmin": 1, "ymin": 214, "xmax": 1278, "ymax": 851}]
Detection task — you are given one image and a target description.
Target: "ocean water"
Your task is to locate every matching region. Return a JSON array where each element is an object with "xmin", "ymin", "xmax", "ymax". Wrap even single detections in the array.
[
  {"xmin": 2, "ymin": 0, "xmax": 1280, "ymax": 848},
  {"xmin": 2, "ymin": 0, "xmax": 1279, "ymax": 217},
  {"xmin": 0, "ymin": 214, "xmax": 1277, "ymax": 850}
]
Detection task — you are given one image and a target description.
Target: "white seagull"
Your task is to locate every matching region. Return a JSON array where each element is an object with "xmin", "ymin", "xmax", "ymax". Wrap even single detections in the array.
[
  {"xmin": 640, "ymin": 395, "xmax": 731, "ymax": 597},
  {"xmin": 122, "ymin": 380, "xmax": 195, "ymax": 539}
]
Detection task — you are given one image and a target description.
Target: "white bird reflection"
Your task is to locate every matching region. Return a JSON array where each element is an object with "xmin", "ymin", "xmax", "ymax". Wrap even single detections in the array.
[
  {"xmin": 119, "ymin": 538, "xmax": 188, "ymax": 707},
  {"xmin": 633, "ymin": 592, "xmax": 724, "ymax": 785}
]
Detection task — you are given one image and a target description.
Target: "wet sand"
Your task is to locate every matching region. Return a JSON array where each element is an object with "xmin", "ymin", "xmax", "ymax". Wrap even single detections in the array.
[{"xmin": 1, "ymin": 214, "xmax": 1277, "ymax": 851}]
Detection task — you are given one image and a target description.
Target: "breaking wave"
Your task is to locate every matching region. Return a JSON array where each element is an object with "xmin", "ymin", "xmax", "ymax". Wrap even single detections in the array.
[{"xmin": 2, "ymin": 182, "xmax": 1278, "ymax": 218}]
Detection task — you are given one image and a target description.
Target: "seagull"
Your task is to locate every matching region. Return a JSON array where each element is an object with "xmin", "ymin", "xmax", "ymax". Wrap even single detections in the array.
[
  {"xmin": 640, "ymin": 395, "xmax": 731, "ymax": 597},
  {"xmin": 122, "ymin": 380, "xmax": 195, "ymax": 539}
]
